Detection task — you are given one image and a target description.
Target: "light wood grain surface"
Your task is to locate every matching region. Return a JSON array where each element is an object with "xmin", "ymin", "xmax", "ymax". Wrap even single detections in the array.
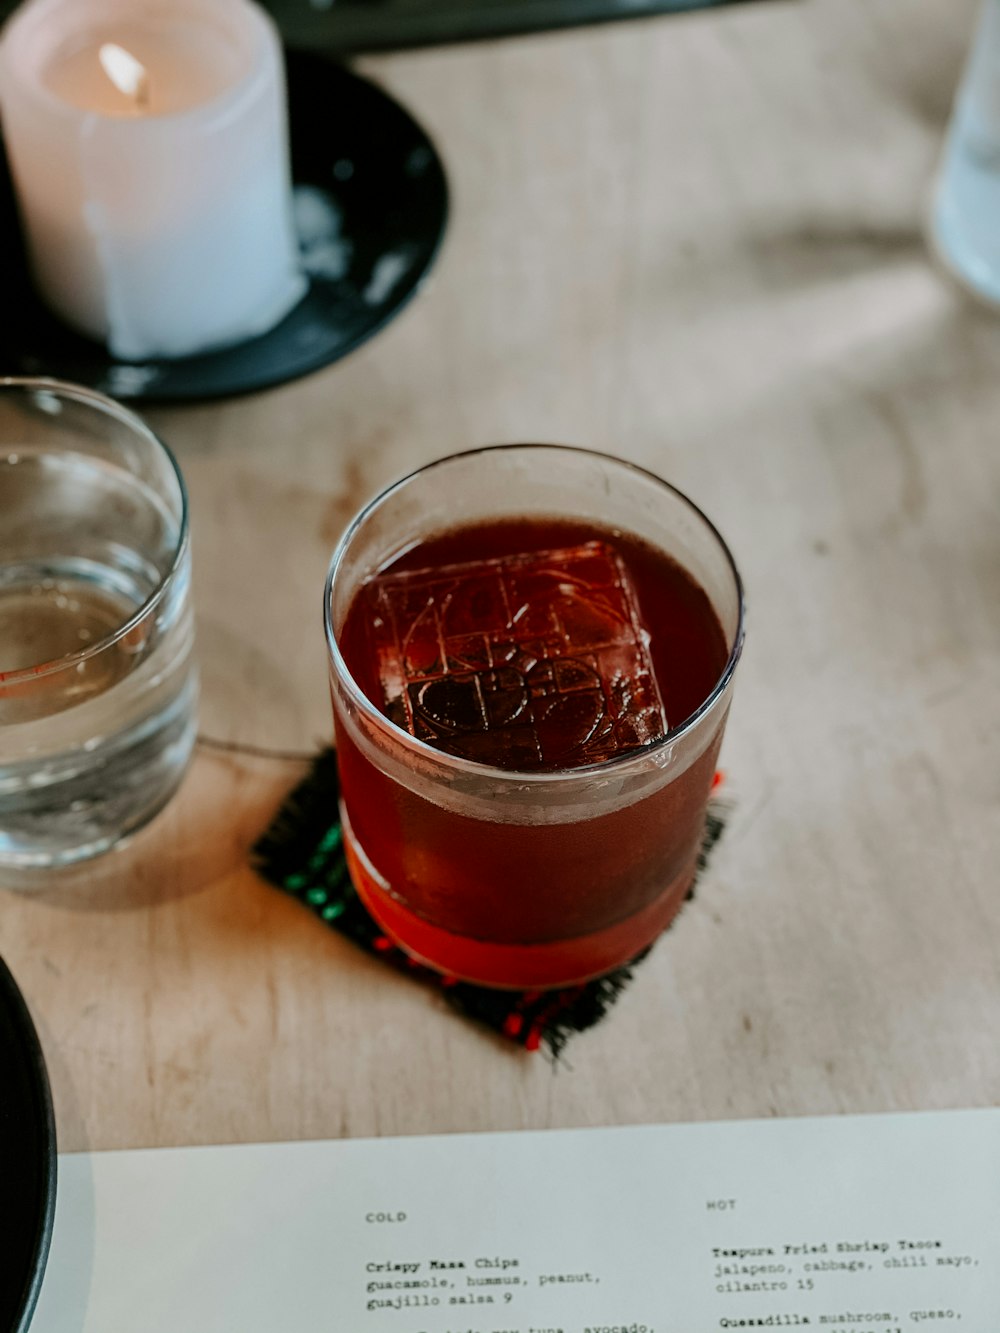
[{"xmin": 4, "ymin": 0, "xmax": 1000, "ymax": 1155}]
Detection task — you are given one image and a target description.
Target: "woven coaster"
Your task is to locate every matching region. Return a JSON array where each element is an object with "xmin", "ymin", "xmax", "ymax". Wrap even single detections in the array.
[{"xmin": 253, "ymin": 749, "xmax": 727, "ymax": 1056}]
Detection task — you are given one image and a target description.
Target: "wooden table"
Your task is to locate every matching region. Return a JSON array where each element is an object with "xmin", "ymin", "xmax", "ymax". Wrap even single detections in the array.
[{"xmin": 5, "ymin": 0, "xmax": 999, "ymax": 1154}]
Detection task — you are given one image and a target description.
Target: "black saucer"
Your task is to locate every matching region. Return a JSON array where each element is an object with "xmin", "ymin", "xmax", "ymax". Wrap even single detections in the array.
[
  {"xmin": 0, "ymin": 52, "xmax": 448, "ymax": 402},
  {"xmin": 0, "ymin": 957, "xmax": 56, "ymax": 1333}
]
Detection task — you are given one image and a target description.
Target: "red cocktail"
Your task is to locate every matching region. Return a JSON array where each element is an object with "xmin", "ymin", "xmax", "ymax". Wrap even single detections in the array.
[{"xmin": 326, "ymin": 446, "xmax": 744, "ymax": 989}]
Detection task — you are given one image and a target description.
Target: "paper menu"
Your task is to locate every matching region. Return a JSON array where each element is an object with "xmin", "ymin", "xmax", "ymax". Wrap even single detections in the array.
[{"xmin": 32, "ymin": 1110, "xmax": 999, "ymax": 1333}]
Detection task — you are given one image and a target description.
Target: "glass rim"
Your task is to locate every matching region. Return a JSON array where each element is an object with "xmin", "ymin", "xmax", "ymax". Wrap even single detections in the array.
[
  {"xmin": 0, "ymin": 375, "xmax": 189, "ymax": 689},
  {"xmin": 324, "ymin": 442, "xmax": 746, "ymax": 784}
]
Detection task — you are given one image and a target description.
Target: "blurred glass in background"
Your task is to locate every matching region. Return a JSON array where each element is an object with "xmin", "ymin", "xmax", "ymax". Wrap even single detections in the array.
[{"xmin": 931, "ymin": 0, "xmax": 1000, "ymax": 307}]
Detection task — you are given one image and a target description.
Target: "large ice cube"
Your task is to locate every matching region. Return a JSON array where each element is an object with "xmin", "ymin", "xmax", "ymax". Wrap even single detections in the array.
[{"xmin": 365, "ymin": 541, "xmax": 668, "ymax": 769}]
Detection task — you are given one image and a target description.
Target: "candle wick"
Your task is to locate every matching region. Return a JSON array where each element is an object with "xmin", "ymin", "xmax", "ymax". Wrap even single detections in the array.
[{"xmin": 98, "ymin": 43, "xmax": 150, "ymax": 112}]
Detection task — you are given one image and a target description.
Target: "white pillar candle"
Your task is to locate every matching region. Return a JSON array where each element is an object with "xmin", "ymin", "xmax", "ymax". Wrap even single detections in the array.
[{"xmin": 0, "ymin": 0, "xmax": 306, "ymax": 361}]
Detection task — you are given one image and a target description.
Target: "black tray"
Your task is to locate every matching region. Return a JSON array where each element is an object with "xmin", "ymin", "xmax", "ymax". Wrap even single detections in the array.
[
  {"xmin": 0, "ymin": 957, "xmax": 57, "ymax": 1333},
  {"xmin": 265, "ymin": 0, "xmax": 767, "ymax": 54},
  {"xmin": 0, "ymin": 51, "xmax": 448, "ymax": 402}
]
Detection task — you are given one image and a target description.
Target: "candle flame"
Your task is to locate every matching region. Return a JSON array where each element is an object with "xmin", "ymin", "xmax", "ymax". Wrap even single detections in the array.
[{"xmin": 98, "ymin": 43, "xmax": 150, "ymax": 109}]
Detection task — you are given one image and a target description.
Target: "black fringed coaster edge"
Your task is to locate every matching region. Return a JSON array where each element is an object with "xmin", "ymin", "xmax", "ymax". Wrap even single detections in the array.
[{"xmin": 252, "ymin": 749, "xmax": 729, "ymax": 1057}]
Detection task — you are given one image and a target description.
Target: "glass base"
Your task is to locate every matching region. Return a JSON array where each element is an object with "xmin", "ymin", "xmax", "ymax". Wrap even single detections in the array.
[
  {"xmin": 342, "ymin": 807, "xmax": 696, "ymax": 990},
  {"xmin": 0, "ymin": 688, "xmax": 197, "ymax": 876}
]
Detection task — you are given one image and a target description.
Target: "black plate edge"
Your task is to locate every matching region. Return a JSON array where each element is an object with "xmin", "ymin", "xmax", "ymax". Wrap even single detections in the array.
[{"xmin": 0, "ymin": 957, "xmax": 57, "ymax": 1333}]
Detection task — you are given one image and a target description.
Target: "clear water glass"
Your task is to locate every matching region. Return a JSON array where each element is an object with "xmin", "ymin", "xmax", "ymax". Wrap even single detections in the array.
[
  {"xmin": 930, "ymin": 0, "xmax": 1000, "ymax": 305},
  {"xmin": 0, "ymin": 378, "xmax": 198, "ymax": 871}
]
